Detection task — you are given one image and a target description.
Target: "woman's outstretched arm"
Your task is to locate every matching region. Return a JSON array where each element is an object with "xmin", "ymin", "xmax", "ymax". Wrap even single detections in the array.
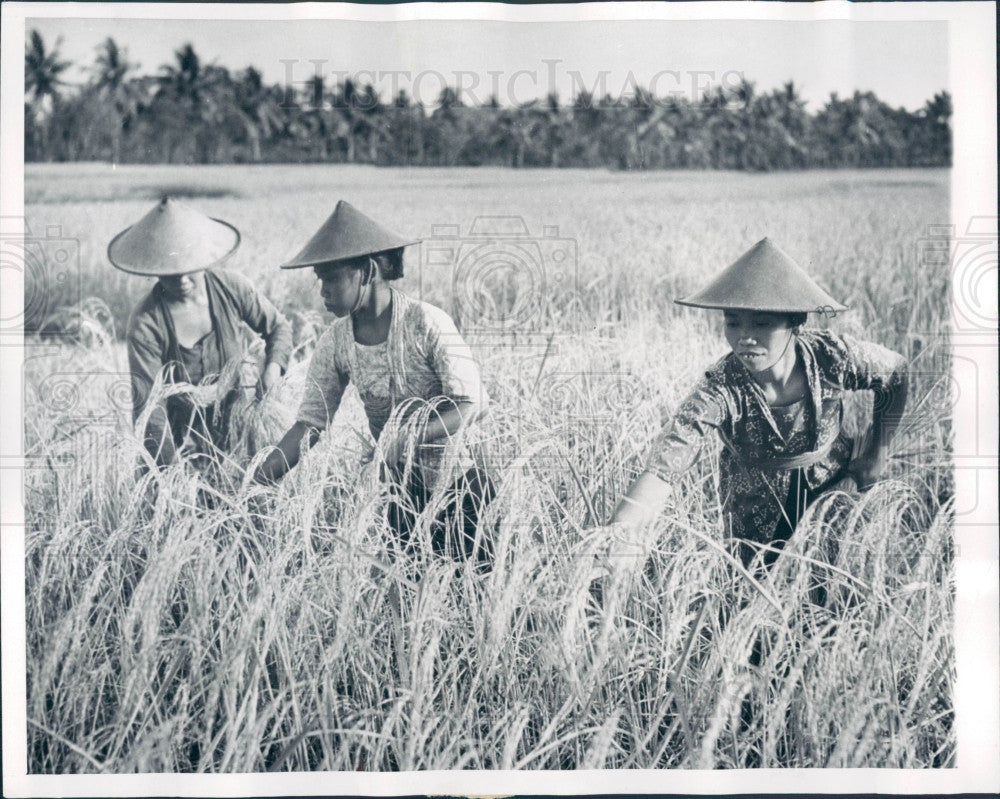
[
  {"xmin": 612, "ymin": 376, "xmax": 726, "ymax": 526},
  {"xmin": 255, "ymin": 326, "xmax": 345, "ymax": 483},
  {"xmin": 253, "ymin": 421, "xmax": 321, "ymax": 484},
  {"xmin": 611, "ymin": 470, "xmax": 673, "ymax": 526}
]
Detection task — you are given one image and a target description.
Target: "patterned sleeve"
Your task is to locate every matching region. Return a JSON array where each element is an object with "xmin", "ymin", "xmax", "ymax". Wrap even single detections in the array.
[
  {"xmin": 295, "ymin": 326, "xmax": 348, "ymax": 430},
  {"xmin": 818, "ymin": 331, "xmax": 908, "ymax": 393},
  {"xmin": 421, "ymin": 304, "xmax": 489, "ymax": 407},
  {"xmin": 645, "ymin": 377, "xmax": 729, "ymax": 481}
]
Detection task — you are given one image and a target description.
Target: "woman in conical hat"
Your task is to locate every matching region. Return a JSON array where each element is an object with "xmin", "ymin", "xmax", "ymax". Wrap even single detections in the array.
[
  {"xmin": 253, "ymin": 201, "xmax": 493, "ymax": 565},
  {"xmin": 611, "ymin": 238, "xmax": 908, "ymax": 568},
  {"xmin": 113, "ymin": 198, "xmax": 292, "ymax": 466}
]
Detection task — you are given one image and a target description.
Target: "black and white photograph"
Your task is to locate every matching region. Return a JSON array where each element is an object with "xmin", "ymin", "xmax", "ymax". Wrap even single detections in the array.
[{"xmin": 1, "ymin": 1, "xmax": 997, "ymax": 795}]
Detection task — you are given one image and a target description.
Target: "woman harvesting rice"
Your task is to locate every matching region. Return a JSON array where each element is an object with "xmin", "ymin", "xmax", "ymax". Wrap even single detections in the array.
[
  {"xmin": 612, "ymin": 238, "xmax": 909, "ymax": 567},
  {"xmin": 114, "ymin": 198, "xmax": 292, "ymax": 467},
  {"xmin": 253, "ymin": 202, "xmax": 493, "ymax": 564}
]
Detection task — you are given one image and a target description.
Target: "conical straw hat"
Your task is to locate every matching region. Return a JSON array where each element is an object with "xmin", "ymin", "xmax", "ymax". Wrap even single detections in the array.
[
  {"xmin": 675, "ymin": 238, "xmax": 847, "ymax": 314},
  {"xmin": 280, "ymin": 201, "xmax": 418, "ymax": 269},
  {"xmin": 108, "ymin": 198, "xmax": 241, "ymax": 276}
]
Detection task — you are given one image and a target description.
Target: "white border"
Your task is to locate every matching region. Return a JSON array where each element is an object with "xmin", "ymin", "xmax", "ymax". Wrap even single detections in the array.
[{"xmin": 2, "ymin": 2, "xmax": 997, "ymax": 796}]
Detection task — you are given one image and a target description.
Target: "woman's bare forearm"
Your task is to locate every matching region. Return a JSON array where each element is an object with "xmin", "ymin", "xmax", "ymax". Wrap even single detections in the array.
[
  {"xmin": 254, "ymin": 421, "xmax": 320, "ymax": 484},
  {"xmin": 419, "ymin": 401, "xmax": 485, "ymax": 446},
  {"xmin": 611, "ymin": 470, "xmax": 672, "ymax": 526}
]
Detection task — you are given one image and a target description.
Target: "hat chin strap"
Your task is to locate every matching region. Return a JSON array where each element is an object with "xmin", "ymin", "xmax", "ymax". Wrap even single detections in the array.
[
  {"xmin": 780, "ymin": 328, "xmax": 796, "ymax": 357},
  {"xmin": 773, "ymin": 328, "xmax": 798, "ymax": 373},
  {"xmin": 745, "ymin": 328, "xmax": 796, "ymax": 377},
  {"xmin": 349, "ymin": 259, "xmax": 377, "ymax": 316}
]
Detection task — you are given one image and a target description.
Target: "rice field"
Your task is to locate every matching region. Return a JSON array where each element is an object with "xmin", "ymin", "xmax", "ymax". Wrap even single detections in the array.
[{"xmin": 22, "ymin": 164, "xmax": 953, "ymax": 771}]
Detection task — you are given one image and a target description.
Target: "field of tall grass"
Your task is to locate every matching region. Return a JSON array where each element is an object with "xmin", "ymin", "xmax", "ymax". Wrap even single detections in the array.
[{"xmin": 23, "ymin": 164, "xmax": 953, "ymax": 771}]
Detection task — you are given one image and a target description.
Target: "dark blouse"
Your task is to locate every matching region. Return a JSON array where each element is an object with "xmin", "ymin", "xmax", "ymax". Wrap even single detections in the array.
[
  {"xmin": 126, "ymin": 269, "xmax": 293, "ymax": 464},
  {"xmin": 176, "ymin": 331, "xmax": 219, "ymax": 387},
  {"xmin": 645, "ymin": 329, "xmax": 907, "ymax": 542}
]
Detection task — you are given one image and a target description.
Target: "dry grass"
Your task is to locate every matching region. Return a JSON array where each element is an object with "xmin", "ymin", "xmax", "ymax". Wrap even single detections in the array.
[{"xmin": 23, "ymin": 164, "xmax": 953, "ymax": 771}]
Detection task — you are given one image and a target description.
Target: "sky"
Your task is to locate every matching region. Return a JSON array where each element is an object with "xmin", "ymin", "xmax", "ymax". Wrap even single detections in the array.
[{"xmin": 29, "ymin": 17, "xmax": 948, "ymax": 110}]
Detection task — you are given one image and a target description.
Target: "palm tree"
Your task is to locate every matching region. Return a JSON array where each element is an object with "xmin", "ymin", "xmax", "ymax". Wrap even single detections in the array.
[
  {"xmin": 814, "ymin": 91, "xmax": 902, "ymax": 167},
  {"xmin": 93, "ymin": 38, "xmax": 133, "ymax": 96},
  {"xmin": 154, "ymin": 43, "xmax": 201, "ymax": 161},
  {"xmin": 25, "ymin": 30, "xmax": 71, "ymax": 159},
  {"xmin": 154, "ymin": 43, "xmax": 232, "ymax": 162},
  {"xmin": 358, "ymin": 83, "xmax": 388, "ymax": 163},
  {"xmin": 488, "ymin": 103, "xmax": 528, "ymax": 167},
  {"xmin": 621, "ymin": 87, "xmax": 672, "ymax": 169},
  {"xmin": 92, "ymin": 38, "xmax": 141, "ymax": 163},
  {"xmin": 296, "ymin": 74, "xmax": 335, "ymax": 160},
  {"xmin": 384, "ymin": 89, "xmax": 425, "ymax": 165},
  {"xmin": 566, "ymin": 90, "xmax": 603, "ymax": 166},
  {"xmin": 767, "ymin": 81, "xmax": 810, "ymax": 168},
  {"xmin": 25, "ymin": 30, "xmax": 71, "ymax": 110},
  {"xmin": 428, "ymin": 86, "xmax": 464, "ymax": 165},
  {"xmin": 158, "ymin": 43, "xmax": 200, "ymax": 106},
  {"xmin": 701, "ymin": 84, "xmax": 745, "ymax": 168},
  {"xmin": 232, "ymin": 66, "xmax": 282, "ymax": 162},
  {"xmin": 917, "ymin": 91, "xmax": 951, "ymax": 165},
  {"xmin": 330, "ymin": 79, "xmax": 384, "ymax": 163},
  {"xmin": 539, "ymin": 92, "xmax": 568, "ymax": 167}
]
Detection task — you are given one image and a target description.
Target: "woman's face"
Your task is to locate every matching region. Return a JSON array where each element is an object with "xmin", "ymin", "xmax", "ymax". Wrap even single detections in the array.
[
  {"xmin": 722, "ymin": 310, "xmax": 797, "ymax": 373},
  {"xmin": 314, "ymin": 262, "xmax": 366, "ymax": 317},
  {"xmin": 158, "ymin": 271, "xmax": 205, "ymax": 302}
]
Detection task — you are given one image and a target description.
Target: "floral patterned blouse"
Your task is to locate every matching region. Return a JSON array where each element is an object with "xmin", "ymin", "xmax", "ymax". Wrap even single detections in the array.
[
  {"xmin": 296, "ymin": 288, "xmax": 488, "ymax": 487},
  {"xmin": 645, "ymin": 329, "xmax": 907, "ymax": 542}
]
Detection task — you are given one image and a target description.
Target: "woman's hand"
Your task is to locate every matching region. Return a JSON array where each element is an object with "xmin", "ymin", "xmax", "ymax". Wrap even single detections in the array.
[
  {"xmin": 251, "ymin": 463, "xmax": 277, "ymax": 486},
  {"xmin": 853, "ymin": 365, "xmax": 907, "ymax": 492},
  {"xmin": 252, "ymin": 422, "xmax": 319, "ymax": 485},
  {"xmin": 260, "ymin": 361, "xmax": 283, "ymax": 393},
  {"xmin": 377, "ymin": 399, "xmax": 482, "ymax": 467},
  {"xmin": 380, "ymin": 432, "xmax": 407, "ymax": 467},
  {"xmin": 848, "ymin": 448, "xmax": 888, "ymax": 491}
]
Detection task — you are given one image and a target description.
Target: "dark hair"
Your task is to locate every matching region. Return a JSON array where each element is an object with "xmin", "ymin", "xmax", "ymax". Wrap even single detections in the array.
[
  {"xmin": 374, "ymin": 248, "xmax": 405, "ymax": 281},
  {"xmin": 787, "ymin": 312, "xmax": 808, "ymax": 329},
  {"xmin": 722, "ymin": 309, "xmax": 809, "ymax": 329},
  {"xmin": 314, "ymin": 248, "xmax": 405, "ymax": 281}
]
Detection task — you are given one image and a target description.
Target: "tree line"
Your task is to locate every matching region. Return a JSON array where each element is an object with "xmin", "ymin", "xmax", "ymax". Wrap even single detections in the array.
[{"xmin": 25, "ymin": 32, "xmax": 952, "ymax": 170}]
